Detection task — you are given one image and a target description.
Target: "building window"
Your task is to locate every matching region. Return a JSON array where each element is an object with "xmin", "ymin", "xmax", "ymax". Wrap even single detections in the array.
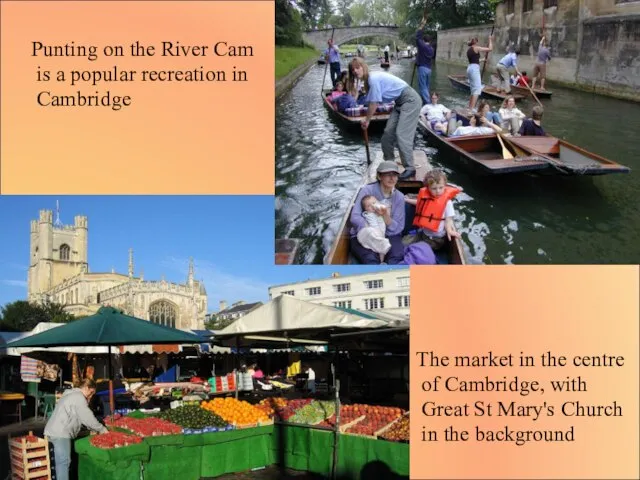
[
  {"xmin": 505, "ymin": 0, "xmax": 515, "ymax": 14},
  {"xmin": 60, "ymin": 244, "xmax": 70, "ymax": 261},
  {"xmin": 544, "ymin": 0, "xmax": 558, "ymax": 7},
  {"xmin": 364, "ymin": 298, "xmax": 385, "ymax": 310},
  {"xmin": 305, "ymin": 287, "xmax": 321, "ymax": 296},
  {"xmin": 333, "ymin": 283, "xmax": 351, "ymax": 293},
  {"xmin": 149, "ymin": 300, "xmax": 177, "ymax": 328},
  {"xmin": 397, "ymin": 276, "xmax": 409, "ymax": 288},
  {"xmin": 523, "ymin": 0, "xmax": 533, "ymax": 12},
  {"xmin": 75, "ymin": 288, "xmax": 79, "ymax": 304},
  {"xmin": 334, "ymin": 300, "xmax": 352, "ymax": 309},
  {"xmin": 364, "ymin": 279, "xmax": 383, "ymax": 290},
  {"xmin": 397, "ymin": 295, "xmax": 410, "ymax": 308},
  {"xmin": 282, "ymin": 290, "xmax": 295, "ymax": 296}
]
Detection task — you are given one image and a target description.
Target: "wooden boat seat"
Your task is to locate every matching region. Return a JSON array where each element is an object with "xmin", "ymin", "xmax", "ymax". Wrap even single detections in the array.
[{"xmin": 510, "ymin": 137, "xmax": 560, "ymax": 155}]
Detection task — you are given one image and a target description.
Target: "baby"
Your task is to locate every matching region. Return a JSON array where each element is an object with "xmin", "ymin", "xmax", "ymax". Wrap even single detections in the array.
[{"xmin": 357, "ymin": 195, "xmax": 391, "ymax": 263}]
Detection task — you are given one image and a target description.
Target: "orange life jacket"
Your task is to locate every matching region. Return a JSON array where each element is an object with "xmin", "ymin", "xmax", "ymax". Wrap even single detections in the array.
[{"xmin": 413, "ymin": 185, "xmax": 461, "ymax": 233}]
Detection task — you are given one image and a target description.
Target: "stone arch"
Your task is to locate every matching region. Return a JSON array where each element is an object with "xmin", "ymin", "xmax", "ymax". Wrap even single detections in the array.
[{"xmin": 303, "ymin": 26, "xmax": 400, "ymax": 51}]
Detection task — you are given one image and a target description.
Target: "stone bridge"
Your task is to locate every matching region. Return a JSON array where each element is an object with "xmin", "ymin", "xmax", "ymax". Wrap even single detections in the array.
[{"xmin": 303, "ymin": 26, "xmax": 400, "ymax": 50}]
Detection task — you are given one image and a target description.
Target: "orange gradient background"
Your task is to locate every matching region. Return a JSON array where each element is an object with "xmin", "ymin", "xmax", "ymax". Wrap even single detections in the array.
[
  {"xmin": 410, "ymin": 266, "xmax": 639, "ymax": 479},
  {"xmin": 1, "ymin": 1, "xmax": 274, "ymax": 194}
]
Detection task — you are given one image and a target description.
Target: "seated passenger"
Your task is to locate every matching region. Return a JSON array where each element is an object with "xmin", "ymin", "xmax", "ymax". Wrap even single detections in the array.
[
  {"xmin": 334, "ymin": 93, "xmax": 357, "ymax": 114},
  {"xmin": 451, "ymin": 113, "xmax": 502, "ymax": 137},
  {"xmin": 516, "ymin": 71, "xmax": 531, "ymax": 87},
  {"xmin": 405, "ymin": 169, "xmax": 461, "ymax": 251},
  {"xmin": 518, "ymin": 105, "xmax": 546, "ymax": 136},
  {"xmin": 328, "ymin": 81, "xmax": 346, "ymax": 101},
  {"xmin": 419, "ymin": 92, "xmax": 456, "ymax": 135},
  {"xmin": 477, "ymin": 100, "xmax": 502, "ymax": 126},
  {"xmin": 499, "ymin": 95, "xmax": 526, "ymax": 135}
]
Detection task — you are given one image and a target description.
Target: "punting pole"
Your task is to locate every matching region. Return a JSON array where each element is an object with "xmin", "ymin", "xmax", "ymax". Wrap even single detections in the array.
[
  {"xmin": 480, "ymin": 24, "xmax": 495, "ymax": 81},
  {"xmin": 330, "ymin": 346, "xmax": 341, "ymax": 480},
  {"xmin": 108, "ymin": 345, "xmax": 114, "ymax": 419}
]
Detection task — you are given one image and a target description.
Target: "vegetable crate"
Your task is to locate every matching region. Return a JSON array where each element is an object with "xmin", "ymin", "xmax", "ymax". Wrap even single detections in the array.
[{"xmin": 8, "ymin": 432, "xmax": 52, "ymax": 480}]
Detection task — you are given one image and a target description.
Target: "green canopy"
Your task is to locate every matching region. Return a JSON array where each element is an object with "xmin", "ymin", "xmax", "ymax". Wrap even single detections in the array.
[{"xmin": 6, "ymin": 306, "xmax": 204, "ymax": 348}]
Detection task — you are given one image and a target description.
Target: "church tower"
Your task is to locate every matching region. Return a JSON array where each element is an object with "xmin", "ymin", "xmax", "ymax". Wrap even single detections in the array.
[{"xmin": 28, "ymin": 207, "xmax": 89, "ymax": 302}]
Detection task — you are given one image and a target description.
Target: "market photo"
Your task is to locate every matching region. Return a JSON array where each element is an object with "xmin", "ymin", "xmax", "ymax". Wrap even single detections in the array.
[{"xmin": 0, "ymin": 196, "xmax": 410, "ymax": 480}]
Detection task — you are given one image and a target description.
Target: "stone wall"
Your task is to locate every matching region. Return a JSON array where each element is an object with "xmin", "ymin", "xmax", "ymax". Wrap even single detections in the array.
[{"xmin": 435, "ymin": 0, "xmax": 640, "ymax": 101}]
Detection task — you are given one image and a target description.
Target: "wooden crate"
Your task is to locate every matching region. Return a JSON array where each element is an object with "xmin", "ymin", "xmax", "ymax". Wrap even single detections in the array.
[{"xmin": 9, "ymin": 432, "xmax": 52, "ymax": 480}]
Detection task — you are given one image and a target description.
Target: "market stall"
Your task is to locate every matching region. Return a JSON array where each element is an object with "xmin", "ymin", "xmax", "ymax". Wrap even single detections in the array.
[{"xmin": 72, "ymin": 396, "xmax": 408, "ymax": 480}]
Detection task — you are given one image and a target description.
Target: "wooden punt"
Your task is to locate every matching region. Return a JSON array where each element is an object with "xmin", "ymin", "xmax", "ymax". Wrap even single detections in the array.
[
  {"xmin": 275, "ymin": 238, "xmax": 300, "ymax": 265},
  {"xmin": 451, "ymin": 110, "xmax": 631, "ymax": 176},
  {"xmin": 448, "ymin": 74, "xmax": 525, "ymax": 102},
  {"xmin": 510, "ymin": 84, "xmax": 553, "ymax": 99},
  {"xmin": 324, "ymin": 151, "xmax": 467, "ymax": 265},
  {"xmin": 502, "ymin": 136, "xmax": 631, "ymax": 176},
  {"xmin": 417, "ymin": 119, "xmax": 549, "ymax": 174},
  {"xmin": 322, "ymin": 91, "xmax": 390, "ymax": 131}
]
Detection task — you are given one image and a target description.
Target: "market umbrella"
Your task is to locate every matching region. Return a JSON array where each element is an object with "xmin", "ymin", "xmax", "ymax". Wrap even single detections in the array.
[{"xmin": 7, "ymin": 306, "xmax": 205, "ymax": 415}]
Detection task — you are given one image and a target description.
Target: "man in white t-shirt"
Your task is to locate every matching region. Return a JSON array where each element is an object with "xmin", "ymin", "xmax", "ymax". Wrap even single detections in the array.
[
  {"xmin": 420, "ymin": 92, "xmax": 454, "ymax": 134},
  {"xmin": 305, "ymin": 365, "xmax": 316, "ymax": 394}
]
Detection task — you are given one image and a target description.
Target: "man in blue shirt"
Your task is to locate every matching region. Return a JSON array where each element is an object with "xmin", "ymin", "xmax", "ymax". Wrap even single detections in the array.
[
  {"xmin": 352, "ymin": 57, "xmax": 421, "ymax": 180},
  {"xmin": 495, "ymin": 47, "xmax": 522, "ymax": 94},
  {"xmin": 415, "ymin": 17, "xmax": 435, "ymax": 105},
  {"xmin": 324, "ymin": 39, "xmax": 341, "ymax": 87}
]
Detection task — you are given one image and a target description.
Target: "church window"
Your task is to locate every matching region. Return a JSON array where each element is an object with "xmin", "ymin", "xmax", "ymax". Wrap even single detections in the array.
[
  {"xmin": 149, "ymin": 300, "xmax": 177, "ymax": 329},
  {"xmin": 60, "ymin": 244, "xmax": 70, "ymax": 261}
]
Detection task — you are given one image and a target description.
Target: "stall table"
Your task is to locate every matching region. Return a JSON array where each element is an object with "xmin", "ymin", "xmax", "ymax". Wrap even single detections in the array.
[{"xmin": 75, "ymin": 423, "xmax": 408, "ymax": 479}]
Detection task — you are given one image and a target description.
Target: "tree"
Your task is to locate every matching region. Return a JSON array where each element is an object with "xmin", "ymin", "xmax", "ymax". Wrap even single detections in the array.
[
  {"xmin": 0, "ymin": 300, "xmax": 79, "ymax": 332},
  {"xmin": 276, "ymin": 0, "xmax": 306, "ymax": 46},
  {"xmin": 0, "ymin": 301, "xmax": 50, "ymax": 332},
  {"xmin": 204, "ymin": 314, "xmax": 237, "ymax": 331}
]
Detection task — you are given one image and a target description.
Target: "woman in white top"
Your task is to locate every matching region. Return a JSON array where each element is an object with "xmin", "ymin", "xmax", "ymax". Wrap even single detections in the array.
[
  {"xmin": 498, "ymin": 95, "xmax": 526, "ymax": 135},
  {"xmin": 452, "ymin": 113, "xmax": 502, "ymax": 137}
]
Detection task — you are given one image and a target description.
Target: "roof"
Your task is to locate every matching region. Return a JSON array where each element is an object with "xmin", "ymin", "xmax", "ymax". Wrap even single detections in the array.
[
  {"xmin": 267, "ymin": 267, "xmax": 409, "ymax": 289},
  {"xmin": 219, "ymin": 302, "xmax": 262, "ymax": 315}
]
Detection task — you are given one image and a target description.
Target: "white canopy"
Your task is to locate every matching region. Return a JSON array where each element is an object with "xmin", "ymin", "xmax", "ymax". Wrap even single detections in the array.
[
  {"xmin": 217, "ymin": 295, "xmax": 390, "ymax": 336},
  {"xmin": 0, "ymin": 322, "xmax": 110, "ymax": 356}
]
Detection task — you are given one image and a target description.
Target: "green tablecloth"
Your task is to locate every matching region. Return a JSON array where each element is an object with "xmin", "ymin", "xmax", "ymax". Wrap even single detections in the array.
[{"xmin": 75, "ymin": 424, "xmax": 408, "ymax": 479}]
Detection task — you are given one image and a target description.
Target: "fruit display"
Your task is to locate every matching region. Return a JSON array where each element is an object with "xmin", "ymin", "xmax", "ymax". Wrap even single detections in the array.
[
  {"xmin": 157, "ymin": 405, "xmax": 228, "ymax": 430},
  {"xmin": 202, "ymin": 397, "xmax": 270, "ymax": 426},
  {"xmin": 379, "ymin": 413, "xmax": 409, "ymax": 442},
  {"xmin": 254, "ymin": 397, "xmax": 313, "ymax": 421},
  {"xmin": 90, "ymin": 431, "xmax": 143, "ymax": 449},
  {"xmin": 288, "ymin": 400, "xmax": 335, "ymax": 425},
  {"xmin": 344, "ymin": 405, "xmax": 404, "ymax": 437},
  {"xmin": 317, "ymin": 404, "xmax": 366, "ymax": 429},
  {"xmin": 112, "ymin": 416, "xmax": 182, "ymax": 436}
]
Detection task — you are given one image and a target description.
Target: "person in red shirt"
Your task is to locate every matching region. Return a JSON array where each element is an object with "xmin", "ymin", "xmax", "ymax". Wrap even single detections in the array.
[{"xmin": 516, "ymin": 71, "xmax": 531, "ymax": 87}]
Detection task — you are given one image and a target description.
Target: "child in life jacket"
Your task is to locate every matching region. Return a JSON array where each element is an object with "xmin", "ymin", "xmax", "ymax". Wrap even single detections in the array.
[
  {"xmin": 405, "ymin": 169, "xmax": 461, "ymax": 250},
  {"xmin": 356, "ymin": 195, "xmax": 392, "ymax": 263}
]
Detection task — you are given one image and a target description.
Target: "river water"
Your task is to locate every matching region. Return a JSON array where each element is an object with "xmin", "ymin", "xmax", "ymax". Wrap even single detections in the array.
[{"xmin": 275, "ymin": 57, "xmax": 640, "ymax": 264}]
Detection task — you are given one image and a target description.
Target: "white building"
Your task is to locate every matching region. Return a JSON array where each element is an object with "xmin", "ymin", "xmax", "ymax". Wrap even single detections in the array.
[{"xmin": 268, "ymin": 269, "xmax": 410, "ymax": 317}]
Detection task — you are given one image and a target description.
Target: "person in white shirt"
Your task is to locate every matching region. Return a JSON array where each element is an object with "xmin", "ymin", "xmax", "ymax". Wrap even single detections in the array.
[
  {"xmin": 451, "ymin": 113, "xmax": 502, "ymax": 137},
  {"xmin": 498, "ymin": 95, "xmax": 526, "ymax": 135},
  {"xmin": 304, "ymin": 365, "xmax": 316, "ymax": 394},
  {"xmin": 419, "ymin": 92, "xmax": 455, "ymax": 134}
]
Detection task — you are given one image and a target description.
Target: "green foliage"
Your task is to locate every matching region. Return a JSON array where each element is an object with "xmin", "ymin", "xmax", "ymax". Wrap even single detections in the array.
[
  {"xmin": 276, "ymin": 46, "xmax": 319, "ymax": 79},
  {"xmin": 204, "ymin": 315, "xmax": 238, "ymax": 331},
  {"xmin": 276, "ymin": 0, "xmax": 306, "ymax": 46},
  {"xmin": 397, "ymin": 0, "xmax": 497, "ymax": 43},
  {"xmin": 0, "ymin": 300, "xmax": 78, "ymax": 332}
]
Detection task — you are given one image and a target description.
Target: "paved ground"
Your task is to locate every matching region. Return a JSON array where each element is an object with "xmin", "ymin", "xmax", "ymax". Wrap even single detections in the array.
[{"xmin": 211, "ymin": 467, "xmax": 327, "ymax": 479}]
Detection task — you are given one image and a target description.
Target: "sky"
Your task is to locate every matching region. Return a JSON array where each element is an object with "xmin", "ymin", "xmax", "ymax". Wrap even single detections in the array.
[{"xmin": 0, "ymin": 196, "xmax": 406, "ymax": 312}]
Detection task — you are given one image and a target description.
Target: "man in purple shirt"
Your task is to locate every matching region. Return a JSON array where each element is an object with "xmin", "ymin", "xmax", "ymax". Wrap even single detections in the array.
[
  {"xmin": 324, "ymin": 39, "xmax": 341, "ymax": 87},
  {"xmin": 349, "ymin": 161, "xmax": 406, "ymax": 264},
  {"xmin": 532, "ymin": 36, "xmax": 552, "ymax": 91},
  {"xmin": 416, "ymin": 17, "xmax": 435, "ymax": 105}
]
